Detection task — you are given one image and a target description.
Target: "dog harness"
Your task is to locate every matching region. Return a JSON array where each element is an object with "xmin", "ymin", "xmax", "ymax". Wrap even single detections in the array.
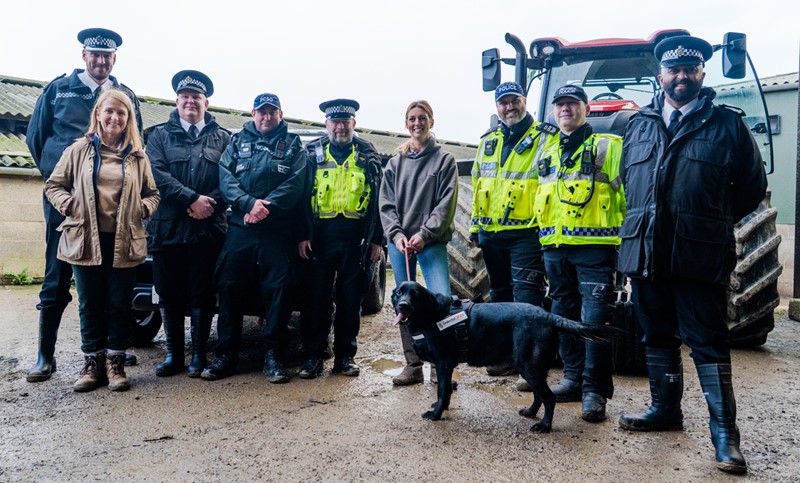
[{"xmin": 411, "ymin": 297, "xmax": 474, "ymax": 363}]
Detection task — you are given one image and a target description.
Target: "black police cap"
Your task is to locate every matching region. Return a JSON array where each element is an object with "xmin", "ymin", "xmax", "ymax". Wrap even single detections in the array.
[
  {"xmin": 655, "ymin": 35, "xmax": 713, "ymax": 68},
  {"xmin": 77, "ymin": 28, "xmax": 122, "ymax": 52},
  {"xmin": 552, "ymin": 85, "xmax": 588, "ymax": 104},
  {"xmin": 172, "ymin": 70, "xmax": 213, "ymax": 97},
  {"xmin": 319, "ymin": 99, "xmax": 360, "ymax": 119}
]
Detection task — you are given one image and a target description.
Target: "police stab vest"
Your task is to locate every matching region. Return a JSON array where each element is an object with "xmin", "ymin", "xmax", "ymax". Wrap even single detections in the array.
[
  {"xmin": 533, "ymin": 133, "xmax": 625, "ymax": 247},
  {"xmin": 313, "ymin": 144, "xmax": 371, "ymax": 219},
  {"xmin": 469, "ymin": 123, "xmax": 558, "ymax": 234}
]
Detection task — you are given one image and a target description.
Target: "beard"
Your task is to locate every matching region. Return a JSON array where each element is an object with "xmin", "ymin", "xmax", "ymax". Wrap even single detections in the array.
[{"xmin": 663, "ymin": 78, "xmax": 702, "ymax": 104}]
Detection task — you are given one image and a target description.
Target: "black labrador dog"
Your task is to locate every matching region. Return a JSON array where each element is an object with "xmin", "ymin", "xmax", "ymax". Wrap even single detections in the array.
[{"xmin": 391, "ymin": 281, "xmax": 619, "ymax": 433}]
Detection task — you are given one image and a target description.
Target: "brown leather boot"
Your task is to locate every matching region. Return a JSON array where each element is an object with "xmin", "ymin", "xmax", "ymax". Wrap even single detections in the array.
[
  {"xmin": 106, "ymin": 353, "xmax": 131, "ymax": 391},
  {"xmin": 393, "ymin": 364, "xmax": 423, "ymax": 386},
  {"xmin": 73, "ymin": 353, "xmax": 107, "ymax": 392}
]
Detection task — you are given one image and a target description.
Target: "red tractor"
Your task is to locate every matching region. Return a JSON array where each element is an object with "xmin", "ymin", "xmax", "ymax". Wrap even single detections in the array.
[{"xmin": 454, "ymin": 30, "xmax": 780, "ymax": 360}]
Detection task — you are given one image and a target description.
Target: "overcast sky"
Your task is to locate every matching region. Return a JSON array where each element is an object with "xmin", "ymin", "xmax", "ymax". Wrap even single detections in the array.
[{"xmin": 3, "ymin": 0, "xmax": 797, "ymax": 142}]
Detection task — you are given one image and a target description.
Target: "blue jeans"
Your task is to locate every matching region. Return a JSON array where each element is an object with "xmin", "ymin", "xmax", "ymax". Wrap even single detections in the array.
[
  {"xmin": 543, "ymin": 245, "xmax": 616, "ymax": 398},
  {"xmin": 388, "ymin": 242, "xmax": 451, "ymax": 297},
  {"xmin": 389, "ymin": 242, "xmax": 451, "ymax": 365},
  {"xmin": 71, "ymin": 232, "xmax": 136, "ymax": 354}
]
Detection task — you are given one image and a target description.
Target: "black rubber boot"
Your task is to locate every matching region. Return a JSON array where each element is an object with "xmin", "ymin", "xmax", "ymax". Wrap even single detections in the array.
[
  {"xmin": 26, "ymin": 307, "xmax": 63, "ymax": 382},
  {"xmin": 264, "ymin": 349, "xmax": 289, "ymax": 384},
  {"xmin": 697, "ymin": 363, "xmax": 748, "ymax": 474},
  {"xmin": 155, "ymin": 307, "xmax": 185, "ymax": 377},
  {"xmin": 619, "ymin": 347, "xmax": 684, "ymax": 431},
  {"xmin": 187, "ymin": 309, "xmax": 212, "ymax": 378}
]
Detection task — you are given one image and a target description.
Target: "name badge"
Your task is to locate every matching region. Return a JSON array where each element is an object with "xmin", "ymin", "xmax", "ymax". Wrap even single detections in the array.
[
  {"xmin": 277, "ymin": 164, "xmax": 290, "ymax": 175},
  {"xmin": 235, "ymin": 161, "xmax": 250, "ymax": 174},
  {"xmin": 436, "ymin": 311, "xmax": 467, "ymax": 331},
  {"xmin": 411, "ymin": 333, "xmax": 425, "ymax": 340}
]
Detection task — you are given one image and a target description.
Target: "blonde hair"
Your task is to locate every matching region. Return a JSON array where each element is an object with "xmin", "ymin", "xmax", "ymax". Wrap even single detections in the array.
[
  {"xmin": 88, "ymin": 89, "xmax": 142, "ymax": 152},
  {"xmin": 398, "ymin": 100, "xmax": 435, "ymax": 155}
]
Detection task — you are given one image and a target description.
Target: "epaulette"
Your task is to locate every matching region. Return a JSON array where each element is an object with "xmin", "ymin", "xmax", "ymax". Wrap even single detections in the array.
[
  {"xmin": 479, "ymin": 125, "xmax": 499, "ymax": 139},
  {"xmin": 718, "ymin": 103, "xmax": 746, "ymax": 117},
  {"xmin": 535, "ymin": 122, "xmax": 559, "ymax": 135}
]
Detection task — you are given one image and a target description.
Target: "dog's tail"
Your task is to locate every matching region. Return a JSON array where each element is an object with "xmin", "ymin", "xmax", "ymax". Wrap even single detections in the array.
[{"xmin": 546, "ymin": 312, "xmax": 623, "ymax": 343}]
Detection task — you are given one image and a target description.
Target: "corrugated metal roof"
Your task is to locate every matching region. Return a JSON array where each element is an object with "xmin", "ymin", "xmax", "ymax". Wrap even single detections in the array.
[
  {"xmin": 760, "ymin": 72, "xmax": 798, "ymax": 87},
  {"xmin": 0, "ymin": 74, "xmax": 478, "ymax": 170},
  {"xmin": 0, "ymin": 132, "xmax": 35, "ymax": 169},
  {"xmin": 0, "ymin": 77, "xmax": 46, "ymax": 118}
]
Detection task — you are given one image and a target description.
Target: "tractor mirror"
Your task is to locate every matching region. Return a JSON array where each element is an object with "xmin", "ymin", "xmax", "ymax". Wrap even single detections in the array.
[
  {"xmin": 482, "ymin": 48, "xmax": 501, "ymax": 92},
  {"xmin": 722, "ymin": 32, "xmax": 747, "ymax": 79}
]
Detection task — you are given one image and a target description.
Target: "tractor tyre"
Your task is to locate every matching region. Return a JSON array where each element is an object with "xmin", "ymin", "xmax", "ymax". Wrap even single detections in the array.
[
  {"xmin": 448, "ymin": 175, "xmax": 491, "ymax": 302},
  {"xmin": 727, "ymin": 191, "xmax": 782, "ymax": 348}
]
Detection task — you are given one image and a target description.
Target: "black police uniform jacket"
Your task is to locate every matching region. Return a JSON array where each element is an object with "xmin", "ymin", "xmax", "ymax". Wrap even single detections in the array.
[
  {"xmin": 617, "ymin": 87, "xmax": 767, "ymax": 285},
  {"xmin": 218, "ymin": 120, "xmax": 309, "ymax": 231},
  {"xmin": 26, "ymin": 69, "xmax": 143, "ymax": 223},
  {"xmin": 146, "ymin": 109, "xmax": 231, "ymax": 250}
]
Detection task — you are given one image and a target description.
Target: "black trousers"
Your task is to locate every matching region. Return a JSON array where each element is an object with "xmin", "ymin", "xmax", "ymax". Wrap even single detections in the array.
[
  {"xmin": 153, "ymin": 241, "xmax": 221, "ymax": 313},
  {"xmin": 544, "ymin": 245, "xmax": 616, "ymax": 398},
  {"xmin": 478, "ymin": 230, "xmax": 546, "ymax": 305},
  {"xmin": 304, "ymin": 237, "xmax": 369, "ymax": 359},
  {"xmin": 38, "ymin": 220, "xmax": 73, "ymax": 312},
  {"xmin": 631, "ymin": 275, "xmax": 731, "ymax": 365},
  {"xmin": 215, "ymin": 226, "xmax": 289, "ymax": 355}
]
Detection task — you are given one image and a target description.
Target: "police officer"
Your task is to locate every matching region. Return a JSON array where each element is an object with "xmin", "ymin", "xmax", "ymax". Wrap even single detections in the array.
[
  {"xmin": 201, "ymin": 93, "xmax": 309, "ymax": 383},
  {"xmin": 146, "ymin": 71, "xmax": 231, "ymax": 378},
  {"xmin": 534, "ymin": 85, "xmax": 625, "ymax": 421},
  {"xmin": 296, "ymin": 99, "xmax": 383, "ymax": 379},
  {"xmin": 470, "ymin": 82, "xmax": 557, "ymax": 380},
  {"xmin": 25, "ymin": 28, "xmax": 142, "ymax": 383},
  {"xmin": 617, "ymin": 36, "xmax": 766, "ymax": 474}
]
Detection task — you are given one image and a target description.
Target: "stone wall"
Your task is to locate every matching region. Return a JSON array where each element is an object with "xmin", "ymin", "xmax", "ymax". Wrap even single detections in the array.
[{"xmin": 0, "ymin": 173, "xmax": 45, "ymax": 282}]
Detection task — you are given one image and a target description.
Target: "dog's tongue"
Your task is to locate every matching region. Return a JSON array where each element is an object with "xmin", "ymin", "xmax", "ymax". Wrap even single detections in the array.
[{"xmin": 392, "ymin": 313, "xmax": 405, "ymax": 327}]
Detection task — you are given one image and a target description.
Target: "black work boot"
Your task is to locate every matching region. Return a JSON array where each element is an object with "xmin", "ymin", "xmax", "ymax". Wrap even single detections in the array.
[
  {"xmin": 581, "ymin": 393, "xmax": 607, "ymax": 422},
  {"xmin": 332, "ymin": 356, "xmax": 360, "ymax": 376},
  {"xmin": 485, "ymin": 362, "xmax": 516, "ymax": 376},
  {"xmin": 187, "ymin": 309, "xmax": 212, "ymax": 378},
  {"xmin": 298, "ymin": 357, "xmax": 324, "ymax": 379},
  {"xmin": 619, "ymin": 347, "xmax": 684, "ymax": 431},
  {"xmin": 264, "ymin": 349, "xmax": 289, "ymax": 384},
  {"xmin": 155, "ymin": 307, "xmax": 185, "ymax": 377},
  {"xmin": 697, "ymin": 363, "xmax": 748, "ymax": 474},
  {"xmin": 201, "ymin": 353, "xmax": 238, "ymax": 381},
  {"xmin": 26, "ymin": 307, "xmax": 63, "ymax": 382},
  {"xmin": 550, "ymin": 378, "xmax": 582, "ymax": 402}
]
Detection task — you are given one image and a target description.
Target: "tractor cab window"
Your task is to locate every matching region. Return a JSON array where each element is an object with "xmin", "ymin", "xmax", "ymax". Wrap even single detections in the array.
[
  {"xmin": 540, "ymin": 56, "xmax": 661, "ymax": 135},
  {"xmin": 704, "ymin": 52, "xmax": 774, "ymax": 172}
]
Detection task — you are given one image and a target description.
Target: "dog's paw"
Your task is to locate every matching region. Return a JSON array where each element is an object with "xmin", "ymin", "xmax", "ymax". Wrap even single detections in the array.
[
  {"xmin": 422, "ymin": 410, "xmax": 443, "ymax": 420},
  {"xmin": 530, "ymin": 422, "xmax": 552, "ymax": 433},
  {"xmin": 519, "ymin": 407, "xmax": 539, "ymax": 419}
]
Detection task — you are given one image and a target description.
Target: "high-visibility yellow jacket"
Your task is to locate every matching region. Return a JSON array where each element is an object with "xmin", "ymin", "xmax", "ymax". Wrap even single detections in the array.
[
  {"xmin": 470, "ymin": 122, "xmax": 558, "ymax": 234},
  {"xmin": 313, "ymin": 144, "xmax": 371, "ymax": 219},
  {"xmin": 533, "ymin": 132, "xmax": 625, "ymax": 247}
]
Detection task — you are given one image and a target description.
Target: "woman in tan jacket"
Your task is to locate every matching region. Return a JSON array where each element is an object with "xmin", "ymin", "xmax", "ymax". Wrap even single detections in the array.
[{"xmin": 45, "ymin": 89, "xmax": 159, "ymax": 392}]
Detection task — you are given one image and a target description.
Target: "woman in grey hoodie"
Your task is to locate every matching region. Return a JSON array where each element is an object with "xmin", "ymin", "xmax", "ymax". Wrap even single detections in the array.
[{"xmin": 379, "ymin": 100, "xmax": 458, "ymax": 385}]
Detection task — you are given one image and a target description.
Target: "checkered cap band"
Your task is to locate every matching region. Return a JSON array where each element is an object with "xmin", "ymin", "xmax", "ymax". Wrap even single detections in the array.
[
  {"xmin": 325, "ymin": 105, "xmax": 357, "ymax": 117},
  {"xmin": 177, "ymin": 76, "xmax": 206, "ymax": 93},
  {"xmin": 661, "ymin": 45, "xmax": 704, "ymax": 63},
  {"xmin": 84, "ymin": 35, "xmax": 117, "ymax": 50}
]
